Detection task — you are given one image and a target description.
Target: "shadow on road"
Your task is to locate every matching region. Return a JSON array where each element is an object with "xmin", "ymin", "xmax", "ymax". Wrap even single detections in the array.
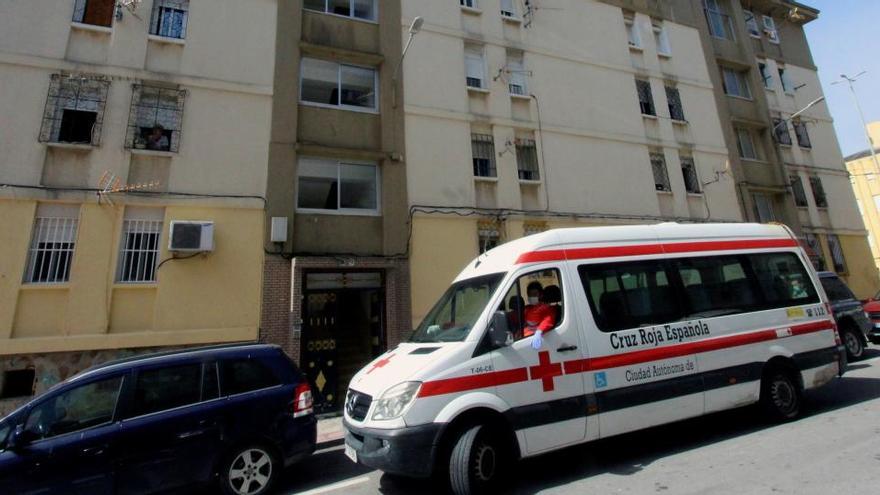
[{"xmin": 276, "ymin": 443, "xmax": 374, "ymax": 494}]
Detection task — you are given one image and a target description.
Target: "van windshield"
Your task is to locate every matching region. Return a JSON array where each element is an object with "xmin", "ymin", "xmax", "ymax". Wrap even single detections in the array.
[{"xmin": 410, "ymin": 273, "xmax": 505, "ymax": 343}]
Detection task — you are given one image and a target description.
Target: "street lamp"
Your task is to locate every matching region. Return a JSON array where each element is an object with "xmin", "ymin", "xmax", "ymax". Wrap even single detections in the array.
[
  {"xmin": 772, "ymin": 95, "xmax": 826, "ymax": 133},
  {"xmin": 392, "ymin": 16, "xmax": 424, "ymax": 108},
  {"xmin": 832, "ymin": 72, "xmax": 880, "ymax": 172}
]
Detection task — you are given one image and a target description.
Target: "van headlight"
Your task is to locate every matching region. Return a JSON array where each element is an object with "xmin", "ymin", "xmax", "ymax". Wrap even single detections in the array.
[{"xmin": 371, "ymin": 382, "xmax": 421, "ymax": 421}]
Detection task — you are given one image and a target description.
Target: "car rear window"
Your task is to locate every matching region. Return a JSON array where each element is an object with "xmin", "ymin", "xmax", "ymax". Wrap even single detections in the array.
[
  {"xmin": 220, "ymin": 359, "xmax": 281, "ymax": 396},
  {"xmin": 820, "ymin": 276, "xmax": 854, "ymax": 303}
]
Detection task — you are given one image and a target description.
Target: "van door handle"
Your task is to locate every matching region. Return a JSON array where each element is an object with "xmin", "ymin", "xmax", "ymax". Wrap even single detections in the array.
[{"xmin": 557, "ymin": 345, "xmax": 578, "ymax": 353}]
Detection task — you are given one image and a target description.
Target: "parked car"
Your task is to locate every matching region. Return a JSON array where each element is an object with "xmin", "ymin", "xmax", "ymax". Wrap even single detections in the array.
[
  {"xmin": 818, "ymin": 271, "xmax": 871, "ymax": 360},
  {"xmin": 861, "ymin": 289, "xmax": 880, "ymax": 344},
  {"xmin": 0, "ymin": 343, "xmax": 316, "ymax": 495}
]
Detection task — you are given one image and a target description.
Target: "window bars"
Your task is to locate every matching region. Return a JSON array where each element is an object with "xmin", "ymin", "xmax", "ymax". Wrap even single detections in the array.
[
  {"xmin": 650, "ymin": 152, "xmax": 671, "ymax": 192},
  {"xmin": 24, "ymin": 217, "xmax": 78, "ymax": 284},
  {"xmin": 804, "ymin": 233, "xmax": 827, "ymax": 271},
  {"xmin": 117, "ymin": 219, "xmax": 163, "ymax": 283},
  {"xmin": 773, "ymin": 119, "xmax": 792, "ymax": 145},
  {"xmin": 39, "ymin": 74, "xmax": 110, "ymax": 146},
  {"xmin": 126, "ymin": 85, "xmax": 186, "ymax": 153},
  {"xmin": 150, "ymin": 0, "xmax": 189, "ymax": 39},
  {"xmin": 681, "ymin": 157, "xmax": 701, "ymax": 193},
  {"xmin": 666, "ymin": 86, "xmax": 685, "ymax": 121},
  {"xmin": 471, "ymin": 134, "xmax": 497, "ymax": 177},
  {"xmin": 478, "ymin": 223, "xmax": 501, "ymax": 254},
  {"xmin": 827, "ymin": 234, "xmax": 847, "ymax": 274},
  {"xmin": 809, "ymin": 176, "xmax": 827, "ymax": 208},
  {"xmin": 790, "ymin": 175, "xmax": 808, "ymax": 207},
  {"xmin": 636, "ymin": 80, "xmax": 655, "ymax": 116},
  {"xmin": 516, "ymin": 139, "xmax": 540, "ymax": 181},
  {"xmin": 794, "ymin": 121, "xmax": 812, "ymax": 149}
]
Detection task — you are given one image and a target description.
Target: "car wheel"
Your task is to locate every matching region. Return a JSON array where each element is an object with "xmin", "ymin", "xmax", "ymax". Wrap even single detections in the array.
[
  {"xmin": 760, "ymin": 368, "xmax": 802, "ymax": 422},
  {"xmin": 842, "ymin": 328, "xmax": 865, "ymax": 361},
  {"xmin": 219, "ymin": 445, "xmax": 279, "ymax": 495},
  {"xmin": 449, "ymin": 424, "xmax": 508, "ymax": 495}
]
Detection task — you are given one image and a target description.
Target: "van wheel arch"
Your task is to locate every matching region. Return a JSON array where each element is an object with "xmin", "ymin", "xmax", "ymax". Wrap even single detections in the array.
[
  {"xmin": 435, "ymin": 408, "xmax": 520, "ymax": 480},
  {"xmin": 760, "ymin": 357, "xmax": 804, "ymax": 421}
]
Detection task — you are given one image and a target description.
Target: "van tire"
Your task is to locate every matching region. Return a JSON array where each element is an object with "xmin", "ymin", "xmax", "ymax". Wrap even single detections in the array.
[
  {"xmin": 841, "ymin": 327, "xmax": 865, "ymax": 361},
  {"xmin": 760, "ymin": 368, "xmax": 802, "ymax": 422},
  {"xmin": 449, "ymin": 424, "xmax": 507, "ymax": 495},
  {"xmin": 218, "ymin": 443, "xmax": 280, "ymax": 495}
]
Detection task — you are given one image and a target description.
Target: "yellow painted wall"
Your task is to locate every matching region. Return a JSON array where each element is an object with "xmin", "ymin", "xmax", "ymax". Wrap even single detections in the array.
[
  {"xmin": 839, "ymin": 234, "xmax": 880, "ymax": 300},
  {"xmin": 0, "ymin": 198, "xmax": 264, "ymax": 355}
]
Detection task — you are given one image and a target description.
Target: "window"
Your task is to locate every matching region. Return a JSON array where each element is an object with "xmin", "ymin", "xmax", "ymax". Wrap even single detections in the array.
[
  {"xmin": 676, "ymin": 256, "xmax": 756, "ymax": 316},
  {"xmin": 304, "ymin": 0, "xmax": 376, "ymax": 21},
  {"xmin": 827, "ymin": 235, "xmax": 847, "ymax": 274},
  {"xmin": 751, "ymin": 253, "xmax": 819, "ymax": 306},
  {"xmin": 24, "ymin": 375, "xmax": 123, "ymax": 440},
  {"xmin": 820, "ymin": 274, "xmax": 853, "ymax": 301},
  {"xmin": 24, "ymin": 204, "xmax": 79, "ymax": 284},
  {"xmin": 803, "ymin": 233, "xmax": 826, "ymax": 271},
  {"xmin": 650, "ymin": 151, "xmax": 671, "ymax": 192},
  {"xmin": 753, "ymin": 193, "xmax": 776, "ymax": 222},
  {"xmin": 793, "ymin": 121, "xmax": 812, "ymax": 149},
  {"xmin": 297, "ymin": 158, "xmax": 379, "ymax": 213},
  {"xmin": 681, "ymin": 156, "xmax": 701, "ymax": 193},
  {"xmin": 149, "ymin": 0, "xmax": 188, "ymax": 39},
  {"xmin": 300, "ymin": 58, "xmax": 377, "ymax": 111},
  {"xmin": 763, "ymin": 15, "xmax": 779, "ymax": 43},
  {"xmin": 220, "ymin": 359, "xmax": 281, "ymax": 396},
  {"xmin": 465, "ymin": 45, "xmax": 486, "ymax": 89},
  {"xmin": 460, "ymin": 0, "xmax": 478, "ymax": 8},
  {"xmin": 636, "ymin": 79, "xmax": 655, "ymax": 116},
  {"xmin": 721, "ymin": 67, "xmax": 752, "ymax": 99},
  {"xmin": 471, "ymin": 133, "xmax": 496, "ymax": 177},
  {"xmin": 117, "ymin": 207, "xmax": 163, "ymax": 283},
  {"xmin": 790, "ymin": 175, "xmax": 808, "ymax": 207},
  {"xmin": 410, "ymin": 273, "xmax": 505, "ymax": 344},
  {"xmin": 478, "ymin": 223, "xmax": 500, "ymax": 254},
  {"xmin": 653, "ymin": 22, "xmax": 671, "ymax": 56},
  {"xmin": 39, "ymin": 74, "xmax": 110, "ymax": 146},
  {"xmin": 778, "ymin": 67, "xmax": 794, "ymax": 93},
  {"xmin": 758, "ymin": 61, "xmax": 774, "ymax": 89},
  {"xmin": 810, "ymin": 176, "xmax": 827, "ymax": 208},
  {"xmin": 125, "ymin": 84, "xmax": 186, "ymax": 152},
  {"xmin": 703, "ymin": 0, "xmax": 733, "ymax": 40},
  {"xmin": 625, "ymin": 15, "xmax": 641, "ymax": 48},
  {"xmin": 499, "ymin": 269, "xmax": 564, "ymax": 340},
  {"xmin": 773, "ymin": 119, "xmax": 792, "ymax": 145},
  {"xmin": 506, "ymin": 51, "xmax": 527, "ymax": 96},
  {"xmin": 516, "ymin": 137, "xmax": 540, "ymax": 181},
  {"xmin": 132, "ymin": 364, "xmax": 203, "ymax": 417},
  {"xmin": 744, "ymin": 10, "xmax": 760, "ymax": 37},
  {"xmin": 500, "ymin": 0, "xmax": 516, "ymax": 18},
  {"xmin": 579, "ymin": 260, "xmax": 681, "ymax": 332},
  {"xmin": 735, "ymin": 127, "xmax": 758, "ymax": 160},
  {"xmin": 666, "ymin": 85, "xmax": 685, "ymax": 121},
  {"xmin": 1, "ymin": 369, "xmax": 36, "ymax": 399},
  {"xmin": 72, "ymin": 0, "xmax": 114, "ymax": 27}
]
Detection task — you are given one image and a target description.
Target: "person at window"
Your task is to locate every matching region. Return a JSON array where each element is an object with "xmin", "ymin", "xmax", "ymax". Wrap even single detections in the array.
[
  {"xmin": 789, "ymin": 276, "xmax": 807, "ymax": 299},
  {"xmin": 524, "ymin": 282, "xmax": 556, "ymax": 349},
  {"xmin": 145, "ymin": 124, "xmax": 169, "ymax": 151}
]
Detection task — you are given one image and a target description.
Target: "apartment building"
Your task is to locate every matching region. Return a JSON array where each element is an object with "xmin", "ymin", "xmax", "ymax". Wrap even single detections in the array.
[
  {"xmin": 686, "ymin": 0, "xmax": 877, "ymax": 297},
  {"xmin": 402, "ymin": 0, "xmax": 743, "ymax": 325},
  {"xmin": 260, "ymin": 0, "xmax": 410, "ymax": 413},
  {"xmin": 846, "ymin": 122, "xmax": 880, "ymax": 282},
  {"xmin": 0, "ymin": 0, "xmax": 276, "ymax": 412}
]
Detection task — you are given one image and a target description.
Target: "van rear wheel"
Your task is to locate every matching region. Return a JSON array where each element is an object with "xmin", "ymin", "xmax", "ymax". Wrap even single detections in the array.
[
  {"xmin": 449, "ymin": 424, "xmax": 507, "ymax": 495},
  {"xmin": 760, "ymin": 369, "xmax": 802, "ymax": 422}
]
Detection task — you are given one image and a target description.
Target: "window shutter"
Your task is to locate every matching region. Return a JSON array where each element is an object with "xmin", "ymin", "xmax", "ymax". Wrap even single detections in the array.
[
  {"xmin": 465, "ymin": 51, "xmax": 484, "ymax": 88},
  {"xmin": 82, "ymin": 0, "xmax": 115, "ymax": 27}
]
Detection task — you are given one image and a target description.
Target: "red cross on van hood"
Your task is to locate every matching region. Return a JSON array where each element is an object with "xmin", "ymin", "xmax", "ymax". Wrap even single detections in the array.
[{"xmin": 348, "ymin": 342, "xmax": 464, "ymax": 395}]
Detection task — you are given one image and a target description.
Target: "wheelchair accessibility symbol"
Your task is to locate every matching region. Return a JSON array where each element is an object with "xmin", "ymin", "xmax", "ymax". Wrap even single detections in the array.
[{"xmin": 594, "ymin": 372, "xmax": 608, "ymax": 389}]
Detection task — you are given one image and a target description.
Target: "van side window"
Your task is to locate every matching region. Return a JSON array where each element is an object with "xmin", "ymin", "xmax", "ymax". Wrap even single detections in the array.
[
  {"xmin": 578, "ymin": 261, "xmax": 682, "ymax": 332},
  {"xmin": 24, "ymin": 375, "xmax": 123, "ymax": 440},
  {"xmin": 750, "ymin": 253, "xmax": 819, "ymax": 305},
  {"xmin": 132, "ymin": 364, "xmax": 202, "ymax": 416},
  {"xmin": 220, "ymin": 359, "xmax": 281, "ymax": 396},
  {"xmin": 499, "ymin": 268, "xmax": 563, "ymax": 340},
  {"xmin": 673, "ymin": 256, "xmax": 758, "ymax": 317}
]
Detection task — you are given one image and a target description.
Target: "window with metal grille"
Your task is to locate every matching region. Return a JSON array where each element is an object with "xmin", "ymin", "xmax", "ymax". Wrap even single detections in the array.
[
  {"xmin": 478, "ymin": 223, "xmax": 500, "ymax": 254},
  {"xmin": 666, "ymin": 86, "xmax": 685, "ymax": 121},
  {"xmin": 516, "ymin": 138, "xmax": 540, "ymax": 181},
  {"xmin": 636, "ymin": 79, "xmax": 655, "ymax": 116},
  {"xmin": 793, "ymin": 121, "xmax": 812, "ymax": 149},
  {"xmin": 465, "ymin": 45, "xmax": 485, "ymax": 89},
  {"xmin": 149, "ymin": 0, "xmax": 189, "ymax": 39},
  {"xmin": 39, "ymin": 74, "xmax": 110, "ymax": 146},
  {"xmin": 650, "ymin": 152, "xmax": 671, "ymax": 192},
  {"xmin": 681, "ymin": 157, "xmax": 700, "ymax": 193},
  {"xmin": 721, "ymin": 67, "xmax": 752, "ymax": 98},
  {"xmin": 125, "ymin": 85, "xmax": 186, "ymax": 153},
  {"xmin": 72, "ymin": 0, "xmax": 115, "ymax": 27},
  {"xmin": 24, "ymin": 205, "xmax": 79, "ymax": 284},
  {"xmin": 804, "ymin": 233, "xmax": 827, "ymax": 271},
  {"xmin": 827, "ymin": 234, "xmax": 847, "ymax": 273},
  {"xmin": 471, "ymin": 133, "xmax": 496, "ymax": 177},
  {"xmin": 809, "ymin": 176, "xmax": 827, "ymax": 208},
  {"xmin": 773, "ymin": 119, "xmax": 792, "ymax": 145},
  {"xmin": 790, "ymin": 175, "xmax": 808, "ymax": 207},
  {"xmin": 703, "ymin": 0, "xmax": 734, "ymax": 40},
  {"xmin": 117, "ymin": 209, "xmax": 163, "ymax": 283}
]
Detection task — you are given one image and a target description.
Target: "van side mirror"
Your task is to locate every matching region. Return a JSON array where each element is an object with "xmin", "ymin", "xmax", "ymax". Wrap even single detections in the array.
[{"xmin": 490, "ymin": 311, "xmax": 513, "ymax": 348}]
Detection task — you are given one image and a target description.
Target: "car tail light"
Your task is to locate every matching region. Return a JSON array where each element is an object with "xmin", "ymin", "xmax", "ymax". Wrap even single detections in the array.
[{"xmin": 292, "ymin": 382, "xmax": 314, "ymax": 418}]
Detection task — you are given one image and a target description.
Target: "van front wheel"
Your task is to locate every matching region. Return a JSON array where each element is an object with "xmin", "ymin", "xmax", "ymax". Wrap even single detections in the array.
[{"xmin": 449, "ymin": 424, "xmax": 507, "ymax": 495}]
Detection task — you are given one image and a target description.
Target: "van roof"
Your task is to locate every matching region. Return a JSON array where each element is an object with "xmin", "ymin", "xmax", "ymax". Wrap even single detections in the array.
[{"xmin": 456, "ymin": 222, "xmax": 797, "ymax": 281}]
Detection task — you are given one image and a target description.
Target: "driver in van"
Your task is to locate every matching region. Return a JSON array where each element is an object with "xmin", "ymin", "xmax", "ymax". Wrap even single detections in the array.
[{"xmin": 523, "ymin": 282, "xmax": 557, "ymax": 349}]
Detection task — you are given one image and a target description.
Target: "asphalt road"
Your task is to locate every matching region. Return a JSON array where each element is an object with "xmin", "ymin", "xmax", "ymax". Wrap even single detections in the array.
[{"xmin": 276, "ymin": 349, "xmax": 880, "ymax": 495}]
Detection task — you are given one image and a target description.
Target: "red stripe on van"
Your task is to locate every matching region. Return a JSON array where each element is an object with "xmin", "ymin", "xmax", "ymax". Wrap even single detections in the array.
[
  {"xmin": 515, "ymin": 238, "xmax": 799, "ymax": 264},
  {"xmin": 417, "ymin": 320, "xmax": 833, "ymax": 398}
]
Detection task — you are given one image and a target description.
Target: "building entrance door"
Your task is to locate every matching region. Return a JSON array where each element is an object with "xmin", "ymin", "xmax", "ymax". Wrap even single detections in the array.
[{"xmin": 302, "ymin": 272, "xmax": 384, "ymax": 414}]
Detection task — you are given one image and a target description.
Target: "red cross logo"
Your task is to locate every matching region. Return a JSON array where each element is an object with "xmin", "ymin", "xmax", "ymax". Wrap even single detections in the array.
[
  {"xmin": 529, "ymin": 351, "xmax": 563, "ymax": 392},
  {"xmin": 366, "ymin": 354, "xmax": 395, "ymax": 374}
]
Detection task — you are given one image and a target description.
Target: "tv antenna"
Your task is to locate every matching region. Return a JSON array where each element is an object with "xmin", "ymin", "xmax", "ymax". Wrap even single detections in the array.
[
  {"xmin": 97, "ymin": 171, "xmax": 160, "ymax": 205},
  {"xmin": 523, "ymin": 0, "xmax": 563, "ymax": 29},
  {"xmin": 116, "ymin": 0, "xmax": 143, "ymax": 21}
]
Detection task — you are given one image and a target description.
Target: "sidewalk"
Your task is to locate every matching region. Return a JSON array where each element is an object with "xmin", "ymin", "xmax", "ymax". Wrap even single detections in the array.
[{"xmin": 317, "ymin": 416, "xmax": 346, "ymax": 445}]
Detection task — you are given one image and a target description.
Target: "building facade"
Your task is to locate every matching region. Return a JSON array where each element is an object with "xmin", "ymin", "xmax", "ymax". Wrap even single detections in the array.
[
  {"xmin": 402, "ymin": 0, "xmax": 744, "ymax": 325},
  {"xmin": 846, "ymin": 122, "xmax": 880, "ymax": 287},
  {"xmin": 260, "ymin": 0, "xmax": 410, "ymax": 413},
  {"xmin": 0, "ymin": 0, "xmax": 276, "ymax": 413}
]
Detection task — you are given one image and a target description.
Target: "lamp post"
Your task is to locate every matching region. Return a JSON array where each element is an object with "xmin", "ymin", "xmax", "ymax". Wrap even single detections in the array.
[
  {"xmin": 832, "ymin": 72, "xmax": 880, "ymax": 172},
  {"xmin": 392, "ymin": 16, "xmax": 424, "ymax": 108},
  {"xmin": 771, "ymin": 96, "xmax": 826, "ymax": 134}
]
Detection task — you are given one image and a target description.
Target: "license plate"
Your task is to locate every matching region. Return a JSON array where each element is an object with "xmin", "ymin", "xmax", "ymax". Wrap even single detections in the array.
[{"xmin": 344, "ymin": 443, "xmax": 357, "ymax": 463}]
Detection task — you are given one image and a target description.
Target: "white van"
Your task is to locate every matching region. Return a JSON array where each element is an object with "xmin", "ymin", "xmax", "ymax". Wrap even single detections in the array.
[{"xmin": 342, "ymin": 223, "xmax": 844, "ymax": 494}]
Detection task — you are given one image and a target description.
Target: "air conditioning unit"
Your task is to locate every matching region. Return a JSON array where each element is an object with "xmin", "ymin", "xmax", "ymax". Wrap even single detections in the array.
[{"xmin": 169, "ymin": 221, "xmax": 214, "ymax": 253}]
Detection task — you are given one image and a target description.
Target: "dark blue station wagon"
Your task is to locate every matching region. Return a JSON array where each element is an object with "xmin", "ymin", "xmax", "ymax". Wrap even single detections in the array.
[{"xmin": 0, "ymin": 344, "xmax": 316, "ymax": 495}]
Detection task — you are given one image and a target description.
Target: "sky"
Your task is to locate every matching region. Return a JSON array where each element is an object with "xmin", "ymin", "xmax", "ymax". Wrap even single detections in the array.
[{"xmin": 804, "ymin": 0, "xmax": 880, "ymax": 158}]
